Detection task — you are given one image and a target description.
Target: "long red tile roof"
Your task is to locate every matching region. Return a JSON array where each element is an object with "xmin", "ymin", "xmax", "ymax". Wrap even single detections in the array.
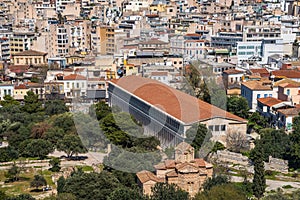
[
  {"xmin": 111, "ymin": 76, "xmax": 247, "ymax": 124},
  {"xmin": 272, "ymin": 70, "xmax": 300, "ymax": 79}
]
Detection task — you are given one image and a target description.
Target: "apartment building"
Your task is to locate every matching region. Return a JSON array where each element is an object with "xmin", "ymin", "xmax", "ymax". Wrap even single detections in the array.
[
  {"xmin": 98, "ymin": 26, "xmax": 116, "ymax": 55},
  {"xmin": 69, "ymin": 20, "xmax": 92, "ymax": 55},
  {"xmin": 9, "ymin": 32, "xmax": 35, "ymax": 55},
  {"xmin": 0, "ymin": 37, "xmax": 10, "ymax": 62},
  {"xmin": 211, "ymin": 32, "xmax": 243, "ymax": 49}
]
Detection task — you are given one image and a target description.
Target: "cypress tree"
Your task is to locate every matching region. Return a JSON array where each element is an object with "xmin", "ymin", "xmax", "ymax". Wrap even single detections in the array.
[{"xmin": 252, "ymin": 146, "xmax": 266, "ymax": 199}]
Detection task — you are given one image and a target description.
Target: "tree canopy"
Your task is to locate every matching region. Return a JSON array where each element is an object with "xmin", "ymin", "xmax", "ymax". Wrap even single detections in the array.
[{"xmin": 227, "ymin": 96, "xmax": 249, "ymax": 119}]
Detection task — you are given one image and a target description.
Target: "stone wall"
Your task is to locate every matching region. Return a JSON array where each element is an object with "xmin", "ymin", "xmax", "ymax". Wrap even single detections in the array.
[{"xmin": 210, "ymin": 150, "xmax": 289, "ymax": 174}]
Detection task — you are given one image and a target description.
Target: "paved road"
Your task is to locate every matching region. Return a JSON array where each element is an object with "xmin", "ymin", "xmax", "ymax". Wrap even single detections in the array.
[{"xmin": 231, "ymin": 176, "xmax": 300, "ymax": 191}]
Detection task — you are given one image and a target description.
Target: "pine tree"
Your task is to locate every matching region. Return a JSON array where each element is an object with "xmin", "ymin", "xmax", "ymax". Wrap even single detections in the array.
[{"xmin": 252, "ymin": 146, "xmax": 266, "ymax": 199}]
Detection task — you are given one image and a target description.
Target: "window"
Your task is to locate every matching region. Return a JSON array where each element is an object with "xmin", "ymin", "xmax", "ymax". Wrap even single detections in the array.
[
  {"xmin": 67, "ymin": 82, "xmax": 70, "ymax": 88},
  {"xmin": 269, "ymin": 94, "xmax": 272, "ymax": 97},
  {"xmin": 257, "ymin": 94, "xmax": 261, "ymax": 98},
  {"xmin": 264, "ymin": 94, "xmax": 268, "ymax": 98},
  {"xmin": 287, "ymin": 89, "xmax": 290, "ymax": 96},
  {"xmin": 215, "ymin": 125, "xmax": 220, "ymax": 131},
  {"xmin": 77, "ymin": 83, "xmax": 79, "ymax": 88},
  {"xmin": 208, "ymin": 125, "xmax": 214, "ymax": 131},
  {"xmin": 221, "ymin": 125, "xmax": 226, "ymax": 131}
]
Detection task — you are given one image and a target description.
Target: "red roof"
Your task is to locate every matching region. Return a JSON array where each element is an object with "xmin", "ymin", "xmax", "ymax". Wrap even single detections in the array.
[
  {"xmin": 278, "ymin": 83, "xmax": 299, "ymax": 88},
  {"xmin": 14, "ymin": 84, "xmax": 27, "ymax": 89},
  {"xmin": 272, "ymin": 70, "xmax": 300, "ymax": 79},
  {"xmin": 223, "ymin": 69, "xmax": 243, "ymax": 75},
  {"xmin": 111, "ymin": 76, "xmax": 247, "ymax": 124},
  {"xmin": 257, "ymin": 97, "xmax": 282, "ymax": 107},
  {"xmin": 250, "ymin": 68, "xmax": 269, "ymax": 77},
  {"xmin": 63, "ymin": 74, "xmax": 86, "ymax": 80}
]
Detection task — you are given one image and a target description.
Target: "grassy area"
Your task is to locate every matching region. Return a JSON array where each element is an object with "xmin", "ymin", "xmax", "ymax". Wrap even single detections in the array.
[
  {"xmin": 0, "ymin": 168, "xmax": 56, "ymax": 197},
  {"xmin": 282, "ymin": 185, "xmax": 293, "ymax": 189},
  {"xmin": 79, "ymin": 166, "xmax": 94, "ymax": 172}
]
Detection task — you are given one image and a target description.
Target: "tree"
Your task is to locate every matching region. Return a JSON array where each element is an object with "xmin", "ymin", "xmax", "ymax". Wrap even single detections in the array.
[
  {"xmin": 195, "ymin": 184, "xmax": 247, "ymax": 200},
  {"xmin": 227, "ymin": 96, "xmax": 249, "ymax": 119},
  {"xmin": 57, "ymin": 176, "xmax": 66, "ymax": 194},
  {"xmin": 5, "ymin": 163, "xmax": 20, "ymax": 182},
  {"xmin": 6, "ymin": 194, "xmax": 35, "ymax": 200},
  {"xmin": 73, "ymin": 113, "xmax": 107, "ymax": 150},
  {"xmin": 44, "ymin": 100, "xmax": 69, "ymax": 116},
  {"xmin": 22, "ymin": 91, "xmax": 43, "ymax": 114},
  {"xmin": 89, "ymin": 101, "xmax": 111, "ymax": 121},
  {"xmin": 185, "ymin": 123, "xmax": 211, "ymax": 152},
  {"xmin": 150, "ymin": 183, "xmax": 189, "ymax": 200},
  {"xmin": 248, "ymin": 112, "xmax": 268, "ymax": 133},
  {"xmin": 57, "ymin": 134, "xmax": 87, "ymax": 158},
  {"xmin": 43, "ymin": 127, "xmax": 65, "ymax": 147},
  {"xmin": 198, "ymin": 80, "xmax": 211, "ymax": 103},
  {"xmin": 0, "ymin": 95, "xmax": 20, "ymax": 107},
  {"xmin": 30, "ymin": 122, "xmax": 52, "ymax": 139},
  {"xmin": 108, "ymin": 187, "xmax": 145, "ymax": 200},
  {"xmin": 251, "ymin": 129, "xmax": 290, "ymax": 162},
  {"xmin": 263, "ymin": 189, "xmax": 289, "ymax": 200},
  {"xmin": 226, "ymin": 131, "xmax": 249, "ymax": 153},
  {"xmin": 61, "ymin": 171, "xmax": 121, "ymax": 200},
  {"xmin": 0, "ymin": 191, "xmax": 8, "ymax": 200},
  {"xmin": 133, "ymin": 136, "xmax": 160, "ymax": 151},
  {"xmin": 210, "ymin": 141, "xmax": 225, "ymax": 153},
  {"xmin": 288, "ymin": 113, "xmax": 300, "ymax": 169},
  {"xmin": 21, "ymin": 139, "xmax": 54, "ymax": 159},
  {"xmin": 202, "ymin": 175, "xmax": 230, "ymax": 191},
  {"xmin": 0, "ymin": 147, "xmax": 19, "ymax": 162},
  {"xmin": 49, "ymin": 157, "xmax": 61, "ymax": 172},
  {"xmin": 252, "ymin": 146, "xmax": 266, "ymax": 199},
  {"xmin": 56, "ymin": 193, "xmax": 77, "ymax": 200},
  {"xmin": 50, "ymin": 113, "xmax": 76, "ymax": 133},
  {"xmin": 30, "ymin": 175, "xmax": 47, "ymax": 190}
]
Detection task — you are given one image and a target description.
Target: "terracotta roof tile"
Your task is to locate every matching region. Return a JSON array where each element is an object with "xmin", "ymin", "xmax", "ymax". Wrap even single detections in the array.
[
  {"xmin": 14, "ymin": 84, "xmax": 27, "ymax": 89},
  {"xmin": 257, "ymin": 97, "xmax": 283, "ymax": 107},
  {"xmin": 136, "ymin": 170, "xmax": 163, "ymax": 184},
  {"xmin": 63, "ymin": 74, "xmax": 86, "ymax": 80},
  {"xmin": 277, "ymin": 107, "xmax": 300, "ymax": 116},
  {"xmin": 223, "ymin": 69, "xmax": 244, "ymax": 75},
  {"xmin": 273, "ymin": 78, "xmax": 300, "ymax": 87},
  {"xmin": 166, "ymin": 170, "xmax": 178, "ymax": 177},
  {"xmin": 164, "ymin": 160, "xmax": 176, "ymax": 169},
  {"xmin": 242, "ymin": 80, "xmax": 272, "ymax": 91},
  {"xmin": 250, "ymin": 68, "xmax": 269, "ymax": 77},
  {"xmin": 154, "ymin": 163, "xmax": 166, "ymax": 170},
  {"xmin": 272, "ymin": 70, "xmax": 300, "ymax": 79},
  {"xmin": 278, "ymin": 83, "xmax": 299, "ymax": 88},
  {"xmin": 111, "ymin": 76, "xmax": 247, "ymax": 124},
  {"xmin": 191, "ymin": 159, "xmax": 206, "ymax": 168}
]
